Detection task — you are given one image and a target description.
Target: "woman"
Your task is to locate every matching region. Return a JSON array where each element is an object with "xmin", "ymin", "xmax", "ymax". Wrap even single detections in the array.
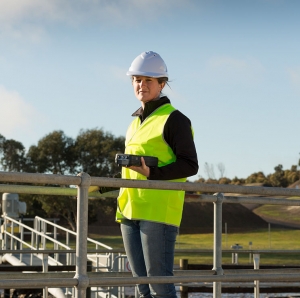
[{"xmin": 116, "ymin": 51, "xmax": 198, "ymax": 298}]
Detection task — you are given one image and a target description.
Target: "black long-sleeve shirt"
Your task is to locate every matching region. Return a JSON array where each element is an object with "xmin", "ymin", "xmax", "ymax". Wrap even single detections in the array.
[{"xmin": 131, "ymin": 96, "xmax": 199, "ymax": 180}]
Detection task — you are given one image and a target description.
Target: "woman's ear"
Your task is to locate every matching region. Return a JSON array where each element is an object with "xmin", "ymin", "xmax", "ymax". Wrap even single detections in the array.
[{"xmin": 160, "ymin": 82, "xmax": 166, "ymax": 90}]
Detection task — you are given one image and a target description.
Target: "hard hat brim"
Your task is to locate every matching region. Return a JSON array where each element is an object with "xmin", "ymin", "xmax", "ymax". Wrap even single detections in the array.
[{"xmin": 126, "ymin": 70, "xmax": 168, "ymax": 79}]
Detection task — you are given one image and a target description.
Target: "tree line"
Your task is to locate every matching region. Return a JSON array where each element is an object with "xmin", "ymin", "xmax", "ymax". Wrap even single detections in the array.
[
  {"xmin": 1, "ymin": 129, "xmax": 299, "ymax": 230},
  {"xmin": 0, "ymin": 129, "xmax": 124, "ymax": 176},
  {"xmin": 197, "ymin": 163, "xmax": 300, "ymax": 188},
  {"xmin": 0, "ymin": 129, "xmax": 125, "ymax": 230}
]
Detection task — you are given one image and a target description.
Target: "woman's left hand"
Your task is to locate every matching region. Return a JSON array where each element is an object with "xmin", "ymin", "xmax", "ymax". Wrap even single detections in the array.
[{"xmin": 129, "ymin": 157, "xmax": 150, "ymax": 178}]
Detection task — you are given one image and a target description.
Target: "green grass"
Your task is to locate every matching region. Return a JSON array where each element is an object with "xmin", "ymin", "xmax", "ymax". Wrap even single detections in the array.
[
  {"xmin": 177, "ymin": 229, "xmax": 300, "ymax": 250},
  {"xmin": 42, "ymin": 228, "xmax": 300, "ymax": 266},
  {"xmin": 254, "ymin": 197, "xmax": 300, "ymax": 225},
  {"xmin": 88, "ymin": 234, "xmax": 124, "ymax": 249},
  {"xmin": 89, "ymin": 228, "xmax": 300, "ymax": 266},
  {"xmin": 174, "ymin": 229, "xmax": 300, "ymax": 265}
]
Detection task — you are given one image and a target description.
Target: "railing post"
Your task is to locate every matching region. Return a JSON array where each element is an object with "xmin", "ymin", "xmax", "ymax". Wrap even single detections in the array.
[
  {"xmin": 231, "ymin": 243, "xmax": 243, "ymax": 264},
  {"xmin": 86, "ymin": 260, "xmax": 93, "ymax": 298},
  {"xmin": 179, "ymin": 259, "xmax": 189, "ymax": 298},
  {"xmin": 253, "ymin": 253, "xmax": 260, "ymax": 298},
  {"xmin": 54, "ymin": 224, "xmax": 58, "ymax": 261},
  {"xmin": 74, "ymin": 172, "xmax": 91, "ymax": 298},
  {"xmin": 212, "ymin": 193, "xmax": 224, "ymax": 298},
  {"xmin": 4, "ymin": 289, "xmax": 10, "ymax": 298},
  {"xmin": 20, "ymin": 222, "xmax": 24, "ymax": 262},
  {"xmin": 36, "ymin": 217, "xmax": 41, "ymax": 249},
  {"xmin": 0, "ymin": 217, "xmax": 2, "ymax": 249},
  {"xmin": 42, "ymin": 253, "xmax": 49, "ymax": 298},
  {"xmin": 42, "ymin": 221, "xmax": 47, "ymax": 249},
  {"xmin": 3, "ymin": 217, "xmax": 7, "ymax": 249},
  {"xmin": 10, "ymin": 221, "xmax": 14, "ymax": 249}
]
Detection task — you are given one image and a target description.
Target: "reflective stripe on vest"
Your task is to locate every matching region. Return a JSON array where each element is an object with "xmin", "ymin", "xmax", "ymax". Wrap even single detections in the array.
[{"xmin": 116, "ymin": 103, "xmax": 186, "ymax": 227}]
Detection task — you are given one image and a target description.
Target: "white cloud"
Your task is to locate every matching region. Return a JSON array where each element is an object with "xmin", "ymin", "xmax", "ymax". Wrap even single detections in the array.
[
  {"xmin": 205, "ymin": 56, "xmax": 265, "ymax": 86},
  {"xmin": 208, "ymin": 56, "xmax": 265, "ymax": 75},
  {"xmin": 0, "ymin": 0, "xmax": 191, "ymax": 35},
  {"xmin": 109, "ymin": 66, "xmax": 130, "ymax": 82},
  {"xmin": 287, "ymin": 67, "xmax": 300, "ymax": 91},
  {"xmin": 0, "ymin": 0, "xmax": 68, "ymax": 24},
  {"xmin": 0, "ymin": 85, "xmax": 44, "ymax": 142},
  {"xmin": 209, "ymin": 56, "xmax": 249, "ymax": 70},
  {"xmin": 0, "ymin": 0, "xmax": 60, "ymax": 41}
]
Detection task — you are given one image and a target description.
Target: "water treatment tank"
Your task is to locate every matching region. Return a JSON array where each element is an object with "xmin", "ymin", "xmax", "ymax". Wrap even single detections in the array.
[{"xmin": 2, "ymin": 193, "xmax": 27, "ymax": 218}]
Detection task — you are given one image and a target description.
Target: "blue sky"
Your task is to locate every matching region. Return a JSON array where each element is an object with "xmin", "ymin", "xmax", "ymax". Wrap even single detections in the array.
[{"xmin": 0, "ymin": 0, "xmax": 299, "ymax": 181}]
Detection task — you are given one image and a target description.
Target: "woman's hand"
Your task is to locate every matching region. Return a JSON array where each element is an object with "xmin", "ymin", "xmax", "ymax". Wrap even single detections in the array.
[{"xmin": 128, "ymin": 157, "xmax": 150, "ymax": 178}]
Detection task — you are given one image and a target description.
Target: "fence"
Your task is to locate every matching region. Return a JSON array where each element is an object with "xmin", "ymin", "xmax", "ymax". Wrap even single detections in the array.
[
  {"xmin": 0, "ymin": 214, "xmax": 118, "ymax": 298},
  {"xmin": 1, "ymin": 171, "xmax": 300, "ymax": 298}
]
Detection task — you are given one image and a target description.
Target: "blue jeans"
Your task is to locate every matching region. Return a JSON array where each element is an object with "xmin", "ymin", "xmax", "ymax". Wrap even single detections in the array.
[{"xmin": 120, "ymin": 219, "xmax": 178, "ymax": 298}]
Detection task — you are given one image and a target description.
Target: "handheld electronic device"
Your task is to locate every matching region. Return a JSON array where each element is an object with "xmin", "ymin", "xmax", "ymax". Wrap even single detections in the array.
[{"xmin": 115, "ymin": 154, "xmax": 158, "ymax": 167}]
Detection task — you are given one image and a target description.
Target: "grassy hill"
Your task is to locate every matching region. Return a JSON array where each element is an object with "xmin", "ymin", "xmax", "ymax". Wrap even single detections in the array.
[
  {"xmin": 89, "ymin": 199, "xmax": 269, "ymax": 235},
  {"xmin": 252, "ymin": 180, "xmax": 300, "ymax": 227},
  {"xmin": 180, "ymin": 199, "xmax": 268, "ymax": 234},
  {"xmin": 89, "ymin": 181, "xmax": 300, "ymax": 235},
  {"xmin": 253, "ymin": 197, "xmax": 300, "ymax": 228}
]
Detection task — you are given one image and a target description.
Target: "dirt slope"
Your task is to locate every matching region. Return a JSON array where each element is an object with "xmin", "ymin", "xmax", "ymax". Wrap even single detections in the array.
[
  {"xmin": 89, "ymin": 200, "xmax": 268, "ymax": 235},
  {"xmin": 180, "ymin": 201, "xmax": 268, "ymax": 233}
]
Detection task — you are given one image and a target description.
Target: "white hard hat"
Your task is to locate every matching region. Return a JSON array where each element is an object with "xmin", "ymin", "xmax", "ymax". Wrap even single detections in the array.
[{"xmin": 126, "ymin": 51, "xmax": 168, "ymax": 79}]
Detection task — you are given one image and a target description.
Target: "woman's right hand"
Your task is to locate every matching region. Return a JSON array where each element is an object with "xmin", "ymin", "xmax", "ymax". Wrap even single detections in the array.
[{"xmin": 128, "ymin": 157, "xmax": 150, "ymax": 178}]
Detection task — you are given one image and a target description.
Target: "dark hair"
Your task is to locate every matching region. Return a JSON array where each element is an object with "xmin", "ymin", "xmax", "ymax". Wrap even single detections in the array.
[
  {"xmin": 157, "ymin": 77, "xmax": 168, "ymax": 84},
  {"xmin": 130, "ymin": 76, "xmax": 171, "ymax": 89},
  {"xmin": 157, "ymin": 77, "xmax": 170, "ymax": 89}
]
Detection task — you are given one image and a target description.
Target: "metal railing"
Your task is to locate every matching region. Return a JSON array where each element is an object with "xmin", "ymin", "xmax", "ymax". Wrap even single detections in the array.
[
  {"xmin": 0, "ymin": 171, "xmax": 300, "ymax": 298},
  {"xmin": 1, "ymin": 213, "xmax": 117, "ymax": 298}
]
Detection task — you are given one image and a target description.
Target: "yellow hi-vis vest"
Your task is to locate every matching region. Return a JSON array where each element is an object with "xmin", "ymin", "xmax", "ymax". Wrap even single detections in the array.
[{"xmin": 116, "ymin": 103, "xmax": 186, "ymax": 227}]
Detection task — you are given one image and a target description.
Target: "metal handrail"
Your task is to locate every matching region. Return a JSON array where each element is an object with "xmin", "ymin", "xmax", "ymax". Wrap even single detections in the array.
[
  {"xmin": 0, "ymin": 170, "xmax": 300, "ymax": 196},
  {"xmin": 34, "ymin": 216, "xmax": 113, "ymax": 250},
  {"xmin": 2, "ymin": 216, "xmax": 71, "ymax": 250},
  {"xmin": 2, "ymin": 268, "xmax": 300, "ymax": 279},
  {"xmin": 1, "ymin": 170, "xmax": 300, "ymax": 298},
  {"xmin": 2, "ymin": 248, "xmax": 300, "ymax": 255},
  {"xmin": 2, "ymin": 215, "xmax": 114, "ymax": 272}
]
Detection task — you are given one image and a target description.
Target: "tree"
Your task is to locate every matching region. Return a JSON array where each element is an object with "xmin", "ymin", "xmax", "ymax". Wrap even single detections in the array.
[
  {"xmin": 26, "ymin": 130, "xmax": 75, "ymax": 174},
  {"xmin": 21, "ymin": 128, "xmax": 125, "ymax": 230},
  {"xmin": 284, "ymin": 165, "xmax": 300, "ymax": 186},
  {"xmin": 40, "ymin": 195, "xmax": 78, "ymax": 231},
  {"xmin": 245, "ymin": 171, "xmax": 269, "ymax": 185},
  {"xmin": 0, "ymin": 137, "xmax": 26, "ymax": 172},
  {"xmin": 268, "ymin": 164, "xmax": 288, "ymax": 187},
  {"xmin": 217, "ymin": 163, "xmax": 226, "ymax": 178},
  {"xmin": 0, "ymin": 134, "xmax": 5, "ymax": 151},
  {"xmin": 219, "ymin": 177, "xmax": 231, "ymax": 184},
  {"xmin": 230, "ymin": 176, "xmax": 246, "ymax": 185},
  {"xmin": 0, "ymin": 134, "xmax": 6, "ymax": 168},
  {"xmin": 204, "ymin": 162, "xmax": 216, "ymax": 179},
  {"xmin": 74, "ymin": 128, "xmax": 125, "ymax": 177}
]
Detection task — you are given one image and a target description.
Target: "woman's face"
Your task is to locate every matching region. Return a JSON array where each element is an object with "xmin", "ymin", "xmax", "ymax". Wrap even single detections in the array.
[{"xmin": 132, "ymin": 76, "xmax": 165, "ymax": 106}]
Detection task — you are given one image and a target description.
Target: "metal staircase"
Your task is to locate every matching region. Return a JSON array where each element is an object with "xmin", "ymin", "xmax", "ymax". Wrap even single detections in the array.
[{"xmin": 0, "ymin": 208, "xmax": 127, "ymax": 298}]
